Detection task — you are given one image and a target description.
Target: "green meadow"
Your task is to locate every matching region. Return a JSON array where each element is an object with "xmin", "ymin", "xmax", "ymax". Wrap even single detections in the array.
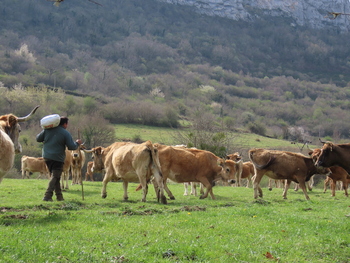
[{"xmin": 1, "ymin": 179, "xmax": 349, "ymax": 263}]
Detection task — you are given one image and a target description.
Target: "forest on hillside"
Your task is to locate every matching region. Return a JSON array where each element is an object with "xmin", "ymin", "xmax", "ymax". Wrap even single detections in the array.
[{"xmin": 1, "ymin": 0, "xmax": 350, "ymax": 146}]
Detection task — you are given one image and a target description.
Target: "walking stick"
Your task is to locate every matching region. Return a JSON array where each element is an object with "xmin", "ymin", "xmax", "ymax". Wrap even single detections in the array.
[{"xmin": 78, "ymin": 129, "xmax": 85, "ymax": 200}]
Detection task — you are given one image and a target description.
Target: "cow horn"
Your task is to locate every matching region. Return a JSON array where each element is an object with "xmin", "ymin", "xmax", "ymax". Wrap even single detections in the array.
[
  {"xmin": 17, "ymin": 105, "xmax": 40, "ymax": 122},
  {"xmin": 319, "ymin": 138, "xmax": 326, "ymax": 145}
]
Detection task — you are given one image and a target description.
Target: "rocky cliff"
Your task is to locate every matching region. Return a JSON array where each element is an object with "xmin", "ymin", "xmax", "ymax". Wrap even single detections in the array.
[{"xmin": 158, "ymin": 0, "xmax": 350, "ymax": 31}]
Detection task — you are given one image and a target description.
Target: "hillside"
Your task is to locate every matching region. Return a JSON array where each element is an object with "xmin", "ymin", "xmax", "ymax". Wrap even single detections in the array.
[{"xmin": 1, "ymin": 0, "xmax": 350, "ymax": 147}]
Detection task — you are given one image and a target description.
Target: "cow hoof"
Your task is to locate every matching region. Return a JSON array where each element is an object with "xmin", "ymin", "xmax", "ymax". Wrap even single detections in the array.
[
  {"xmin": 170, "ymin": 196, "xmax": 175, "ymax": 200},
  {"xmin": 199, "ymin": 195, "xmax": 205, "ymax": 199},
  {"xmin": 268, "ymin": 188, "xmax": 272, "ymax": 191},
  {"xmin": 102, "ymin": 194, "xmax": 107, "ymax": 198},
  {"xmin": 161, "ymin": 196, "xmax": 167, "ymax": 204}
]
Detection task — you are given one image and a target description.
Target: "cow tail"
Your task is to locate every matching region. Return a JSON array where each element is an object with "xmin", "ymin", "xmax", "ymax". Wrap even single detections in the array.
[{"xmin": 149, "ymin": 143, "xmax": 162, "ymax": 177}]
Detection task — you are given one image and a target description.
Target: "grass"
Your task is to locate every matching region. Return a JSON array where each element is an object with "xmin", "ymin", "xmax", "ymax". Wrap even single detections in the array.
[{"xmin": 1, "ymin": 179, "xmax": 349, "ymax": 262}]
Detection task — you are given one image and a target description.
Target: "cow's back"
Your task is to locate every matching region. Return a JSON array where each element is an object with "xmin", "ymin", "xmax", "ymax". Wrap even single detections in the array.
[{"xmin": 156, "ymin": 144, "xmax": 198, "ymax": 182}]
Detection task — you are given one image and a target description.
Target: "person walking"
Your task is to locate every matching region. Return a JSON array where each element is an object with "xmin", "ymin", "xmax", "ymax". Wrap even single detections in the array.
[{"xmin": 37, "ymin": 116, "xmax": 82, "ymax": 201}]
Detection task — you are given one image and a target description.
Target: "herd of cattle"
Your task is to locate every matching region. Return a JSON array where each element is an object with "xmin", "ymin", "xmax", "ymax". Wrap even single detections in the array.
[{"xmin": 0, "ymin": 106, "xmax": 350, "ymax": 203}]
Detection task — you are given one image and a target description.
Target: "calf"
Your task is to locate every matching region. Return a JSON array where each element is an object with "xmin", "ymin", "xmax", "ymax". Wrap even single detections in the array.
[
  {"xmin": 71, "ymin": 148, "xmax": 86, "ymax": 185},
  {"xmin": 85, "ymin": 161, "xmax": 94, "ymax": 181}
]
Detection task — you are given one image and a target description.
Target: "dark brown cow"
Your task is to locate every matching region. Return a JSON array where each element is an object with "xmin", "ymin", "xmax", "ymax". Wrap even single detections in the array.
[
  {"xmin": 152, "ymin": 144, "xmax": 237, "ymax": 200},
  {"xmin": 84, "ymin": 141, "xmax": 167, "ymax": 204},
  {"xmin": 315, "ymin": 141, "xmax": 350, "ymax": 173},
  {"xmin": 0, "ymin": 106, "xmax": 39, "ymax": 183},
  {"xmin": 249, "ymin": 148, "xmax": 330, "ymax": 200}
]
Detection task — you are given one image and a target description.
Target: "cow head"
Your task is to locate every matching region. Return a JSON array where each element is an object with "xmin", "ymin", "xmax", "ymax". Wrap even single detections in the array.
[
  {"xmin": 0, "ymin": 105, "xmax": 39, "ymax": 154},
  {"xmin": 83, "ymin": 146, "xmax": 104, "ymax": 172},
  {"xmin": 218, "ymin": 159, "xmax": 236, "ymax": 185},
  {"xmin": 226, "ymin": 152, "xmax": 242, "ymax": 162},
  {"xmin": 314, "ymin": 142, "xmax": 334, "ymax": 169},
  {"xmin": 309, "ymin": 148, "xmax": 332, "ymax": 175}
]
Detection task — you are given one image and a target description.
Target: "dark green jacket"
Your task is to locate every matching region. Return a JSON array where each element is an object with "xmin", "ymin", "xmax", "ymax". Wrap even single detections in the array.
[{"xmin": 36, "ymin": 125, "xmax": 79, "ymax": 163}]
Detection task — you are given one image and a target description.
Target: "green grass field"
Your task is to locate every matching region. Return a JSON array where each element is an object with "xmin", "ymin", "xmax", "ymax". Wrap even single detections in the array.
[{"xmin": 1, "ymin": 179, "xmax": 349, "ymax": 262}]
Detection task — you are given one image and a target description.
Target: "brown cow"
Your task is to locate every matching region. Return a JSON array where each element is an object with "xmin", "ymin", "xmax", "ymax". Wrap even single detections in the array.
[
  {"xmin": 310, "ymin": 148, "xmax": 349, "ymax": 197},
  {"xmin": 315, "ymin": 141, "xmax": 350, "ymax": 174},
  {"xmin": 0, "ymin": 105, "xmax": 39, "ymax": 183},
  {"xmin": 240, "ymin": 161, "xmax": 255, "ymax": 188},
  {"xmin": 249, "ymin": 148, "xmax": 330, "ymax": 200},
  {"xmin": 84, "ymin": 141, "xmax": 167, "ymax": 204},
  {"xmin": 226, "ymin": 152, "xmax": 243, "ymax": 186},
  {"xmin": 71, "ymin": 148, "xmax": 86, "ymax": 185},
  {"xmin": 325, "ymin": 167, "xmax": 350, "ymax": 197},
  {"xmin": 226, "ymin": 154, "xmax": 255, "ymax": 188},
  {"xmin": 21, "ymin": 156, "xmax": 49, "ymax": 179},
  {"xmin": 85, "ymin": 161, "xmax": 94, "ymax": 181},
  {"xmin": 61, "ymin": 149, "xmax": 73, "ymax": 189},
  {"xmin": 152, "ymin": 144, "xmax": 236, "ymax": 200}
]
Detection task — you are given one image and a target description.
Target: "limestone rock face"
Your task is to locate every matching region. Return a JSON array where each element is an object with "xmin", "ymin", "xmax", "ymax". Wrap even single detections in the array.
[{"xmin": 158, "ymin": 0, "xmax": 350, "ymax": 31}]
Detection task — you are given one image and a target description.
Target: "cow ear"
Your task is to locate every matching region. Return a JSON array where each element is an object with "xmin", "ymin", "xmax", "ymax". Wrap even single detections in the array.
[
  {"xmin": 308, "ymin": 151, "xmax": 313, "ymax": 156},
  {"xmin": 7, "ymin": 114, "xmax": 17, "ymax": 127},
  {"xmin": 217, "ymin": 158, "xmax": 224, "ymax": 167}
]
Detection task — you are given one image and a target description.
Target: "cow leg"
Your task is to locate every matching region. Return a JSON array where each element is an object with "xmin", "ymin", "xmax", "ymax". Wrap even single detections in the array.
[
  {"xmin": 343, "ymin": 180, "xmax": 349, "ymax": 197},
  {"xmin": 331, "ymin": 179, "xmax": 336, "ymax": 197},
  {"xmin": 282, "ymin": 180, "xmax": 292, "ymax": 199},
  {"xmin": 101, "ymin": 174, "xmax": 111, "ymax": 199},
  {"xmin": 323, "ymin": 177, "xmax": 329, "ymax": 193},
  {"xmin": 123, "ymin": 181, "xmax": 129, "ymax": 201},
  {"xmin": 65, "ymin": 172, "xmax": 69, "ymax": 189},
  {"xmin": 294, "ymin": 179, "xmax": 310, "ymax": 200},
  {"xmin": 252, "ymin": 171, "xmax": 263, "ymax": 199},
  {"xmin": 78, "ymin": 171, "xmax": 82, "ymax": 185},
  {"xmin": 163, "ymin": 182, "xmax": 175, "ymax": 200},
  {"xmin": 183, "ymin": 183, "xmax": 189, "ymax": 196},
  {"xmin": 191, "ymin": 182, "xmax": 197, "ymax": 196},
  {"xmin": 198, "ymin": 178, "xmax": 214, "ymax": 200},
  {"xmin": 268, "ymin": 178, "xmax": 272, "ymax": 191},
  {"xmin": 294, "ymin": 182, "xmax": 299, "ymax": 191},
  {"xmin": 151, "ymin": 171, "xmax": 167, "ymax": 204},
  {"xmin": 199, "ymin": 183, "xmax": 204, "ymax": 195},
  {"xmin": 307, "ymin": 177, "xmax": 314, "ymax": 191},
  {"xmin": 137, "ymin": 172, "xmax": 148, "ymax": 202}
]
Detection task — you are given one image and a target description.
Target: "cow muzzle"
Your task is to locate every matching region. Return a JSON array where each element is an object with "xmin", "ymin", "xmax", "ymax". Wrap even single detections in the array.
[{"xmin": 228, "ymin": 179, "xmax": 236, "ymax": 185}]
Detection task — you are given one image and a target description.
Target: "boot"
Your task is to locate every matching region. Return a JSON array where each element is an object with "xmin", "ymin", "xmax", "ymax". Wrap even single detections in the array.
[
  {"xmin": 52, "ymin": 169, "xmax": 64, "ymax": 201},
  {"xmin": 43, "ymin": 175, "xmax": 57, "ymax": 201}
]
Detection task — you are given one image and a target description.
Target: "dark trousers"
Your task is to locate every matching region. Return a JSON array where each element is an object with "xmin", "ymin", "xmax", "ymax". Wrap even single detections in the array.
[{"xmin": 44, "ymin": 159, "xmax": 64, "ymax": 199}]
